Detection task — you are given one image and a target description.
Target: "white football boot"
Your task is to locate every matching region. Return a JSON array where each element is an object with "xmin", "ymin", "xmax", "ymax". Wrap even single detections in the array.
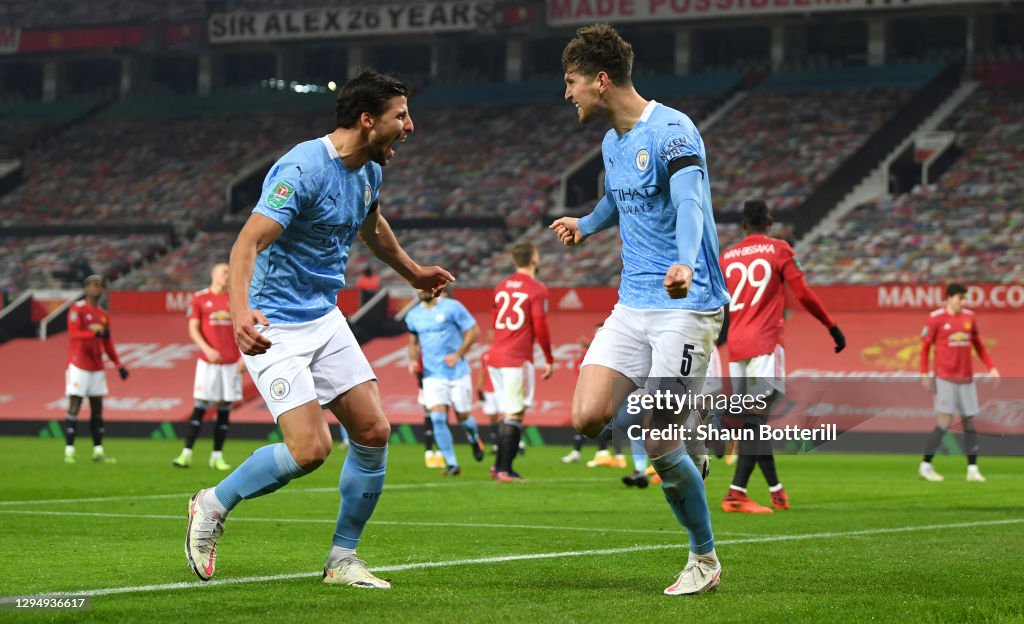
[
  {"xmin": 919, "ymin": 462, "xmax": 944, "ymax": 482},
  {"xmin": 322, "ymin": 556, "xmax": 391, "ymax": 589},
  {"xmin": 664, "ymin": 551, "xmax": 722, "ymax": 596},
  {"xmin": 185, "ymin": 488, "xmax": 225, "ymax": 581}
]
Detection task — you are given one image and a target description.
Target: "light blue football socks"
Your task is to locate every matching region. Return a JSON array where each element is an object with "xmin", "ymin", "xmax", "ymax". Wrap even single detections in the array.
[
  {"xmin": 652, "ymin": 445, "xmax": 715, "ymax": 555},
  {"xmin": 213, "ymin": 443, "xmax": 306, "ymax": 512},
  {"xmin": 430, "ymin": 410, "xmax": 458, "ymax": 467},
  {"xmin": 332, "ymin": 441, "xmax": 388, "ymax": 549}
]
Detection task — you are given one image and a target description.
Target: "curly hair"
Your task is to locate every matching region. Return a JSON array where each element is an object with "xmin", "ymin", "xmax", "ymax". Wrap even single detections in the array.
[{"xmin": 561, "ymin": 23, "xmax": 634, "ymax": 85}]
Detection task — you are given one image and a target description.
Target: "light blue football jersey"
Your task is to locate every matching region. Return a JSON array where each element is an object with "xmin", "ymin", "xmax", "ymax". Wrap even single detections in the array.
[
  {"xmin": 250, "ymin": 136, "xmax": 381, "ymax": 324},
  {"xmin": 597, "ymin": 101, "xmax": 729, "ymax": 312},
  {"xmin": 405, "ymin": 298, "xmax": 477, "ymax": 380}
]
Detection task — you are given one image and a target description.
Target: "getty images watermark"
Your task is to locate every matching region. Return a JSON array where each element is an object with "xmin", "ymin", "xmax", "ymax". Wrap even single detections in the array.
[{"xmin": 620, "ymin": 389, "xmax": 838, "ymax": 443}]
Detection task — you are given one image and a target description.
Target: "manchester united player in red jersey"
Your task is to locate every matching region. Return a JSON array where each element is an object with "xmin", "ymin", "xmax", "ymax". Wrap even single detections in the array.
[
  {"xmin": 718, "ymin": 201, "xmax": 845, "ymax": 513},
  {"xmin": 489, "ymin": 243, "xmax": 554, "ymax": 481},
  {"xmin": 918, "ymin": 283, "xmax": 999, "ymax": 483},
  {"xmin": 173, "ymin": 263, "xmax": 245, "ymax": 471},
  {"xmin": 63, "ymin": 274, "xmax": 129, "ymax": 464}
]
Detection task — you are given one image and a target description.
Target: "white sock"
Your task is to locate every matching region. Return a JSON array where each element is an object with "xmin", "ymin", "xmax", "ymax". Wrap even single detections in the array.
[
  {"xmin": 65, "ymin": 445, "xmax": 74, "ymax": 454},
  {"xmin": 327, "ymin": 545, "xmax": 357, "ymax": 567},
  {"xmin": 202, "ymin": 489, "xmax": 228, "ymax": 516},
  {"xmin": 920, "ymin": 461, "xmax": 932, "ymax": 470},
  {"xmin": 729, "ymin": 485, "xmax": 747, "ymax": 494},
  {"xmin": 209, "ymin": 450, "xmax": 221, "ymax": 461},
  {"xmin": 769, "ymin": 483, "xmax": 784, "ymax": 493},
  {"xmin": 93, "ymin": 445, "xmax": 104, "ymax": 454},
  {"xmin": 181, "ymin": 448, "xmax": 193, "ymax": 458},
  {"xmin": 692, "ymin": 548, "xmax": 718, "ymax": 564}
]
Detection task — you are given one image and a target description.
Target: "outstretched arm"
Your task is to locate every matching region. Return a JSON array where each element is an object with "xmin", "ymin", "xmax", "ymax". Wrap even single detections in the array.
[
  {"xmin": 360, "ymin": 208, "xmax": 453, "ymax": 295},
  {"xmin": 788, "ymin": 276, "xmax": 836, "ymax": 329}
]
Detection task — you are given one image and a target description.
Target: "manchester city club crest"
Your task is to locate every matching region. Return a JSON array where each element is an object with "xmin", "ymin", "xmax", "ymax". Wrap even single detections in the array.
[
  {"xmin": 364, "ymin": 183, "xmax": 372, "ymax": 207},
  {"xmin": 270, "ymin": 378, "xmax": 291, "ymax": 400},
  {"xmin": 635, "ymin": 149, "xmax": 650, "ymax": 171}
]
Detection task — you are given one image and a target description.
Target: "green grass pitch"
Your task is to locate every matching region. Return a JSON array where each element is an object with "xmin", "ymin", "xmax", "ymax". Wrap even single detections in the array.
[{"xmin": 0, "ymin": 437, "xmax": 1022, "ymax": 623}]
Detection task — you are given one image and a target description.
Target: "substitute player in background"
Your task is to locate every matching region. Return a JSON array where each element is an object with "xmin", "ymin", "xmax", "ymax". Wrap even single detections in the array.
[
  {"xmin": 719, "ymin": 200, "xmax": 845, "ymax": 514},
  {"xmin": 173, "ymin": 263, "xmax": 243, "ymax": 471},
  {"xmin": 551, "ymin": 24, "xmax": 729, "ymax": 595},
  {"xmin": 63, "ymin": 274, "xmax": 129, "ymax": 464},
  {"xmin": 919, "ymin": 283, "xmax": 999, "ymax": 483},
  {"xmin": 185, "ymin": 69, "xmax": 453, "ymax": 589},
  {"xmin": 406, "ymin": 289, "xmax": 483, "ymax": 476},
  {"xmin": 489, "ymin": 242, "xmax": 554, "ymax": 482}
]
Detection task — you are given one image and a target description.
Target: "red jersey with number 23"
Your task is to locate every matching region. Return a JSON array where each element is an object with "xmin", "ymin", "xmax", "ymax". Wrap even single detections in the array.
[
  {"xmin": 488, "ymin": 272, "xmax": 554, "ymax": 368},
  {"xmin": 720, "ymin": 234, "xmax": 835, "ymax": 362}
]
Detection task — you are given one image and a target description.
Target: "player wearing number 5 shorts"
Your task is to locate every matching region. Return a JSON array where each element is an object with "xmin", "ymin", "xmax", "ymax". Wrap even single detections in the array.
[
  {"xmin": 719, "ymin": 200, "xmax": 845, "ymax": 513},
  {"xmin": 488, "ymin": 243, "xmax": 554, "ymax": 482},
  {"xmin": 551, "ymin": 23, "xmax": 730, "ymax": 596},
  {"xmin": 918, "ymin": 282, "xmax": 999, "ymax": 483}
]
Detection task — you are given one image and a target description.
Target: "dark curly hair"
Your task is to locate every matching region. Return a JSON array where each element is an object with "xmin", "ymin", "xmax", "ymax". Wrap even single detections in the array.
[{"xmin": 561, "ymin": 23, "xmax": 634, "ymax": 85}]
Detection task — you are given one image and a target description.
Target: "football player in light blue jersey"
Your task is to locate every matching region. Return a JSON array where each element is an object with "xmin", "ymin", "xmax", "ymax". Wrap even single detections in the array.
[
  {"xmin": 185, "ymin": 69, "xmax": 454, "ymax": 590},
  {"xmin": 405, "ymin": 290, "xmax": 483, "ymax": 476},
  {"xmin": 551, "ymin": 24, "xmax": 729, "ymax": 596}
]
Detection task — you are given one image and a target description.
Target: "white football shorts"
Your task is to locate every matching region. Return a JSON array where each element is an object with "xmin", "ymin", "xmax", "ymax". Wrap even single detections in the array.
[
  {"xmin": 65, "ymin": 364, "xmax": 107, "ymax": 397},
  {"xmin": 728, "ymin": 345, "xmax": 786, "ymax": 404},
  {"xmin": 242, "ymin": 308, "xmax": 375, "ymax": 421},
  {"xmin": 487, "ymin": 361, "xmax": 536, "ymax": 416},
  {"xmin": 421, "ymin": 374, "xmax": 473, "ymax": 414},
  {"xmin": 481, "ymin": 390, "xmax": 499, "ymax": 417},
  {"xmin": 581, "ymin": 303, "xmax": 724, "ymax": 395},
  {"xmin": 193, "ymin": 359, "xmax": 243, "ymax": 403}
]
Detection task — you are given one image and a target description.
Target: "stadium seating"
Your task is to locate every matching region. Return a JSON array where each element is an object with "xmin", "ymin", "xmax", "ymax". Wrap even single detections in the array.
[
  {"xmin": 707, "ymin": 88, "xmax": 914, "ymax": 214},
  {"xmin": 706, "ymin": 64, "xmax": 944, "ymax": 214},
  {"xmin": 802, "ymin": 84, "xmax": 1024, "ymax": 285},
  {"xmin": 0, "ymin": 96, "xmax": 102, "ymax": 159},
  {"xmin": 0, "ymin": 234, "xmax": 168, "ymax": 293},
  {"xmin": 0, "ymin": 64, "xmax": 967, "ymax": 296},
  {"xmin": 346, "ymin": 227, "xmax": 511, "ymax": 289},
  {"xmin": 111, "ymin": 232, "xmax": 235, "ymax": 291},
  {"xmin": 0, "ymin": 101, "xmax": 328, "ymax": 226}
]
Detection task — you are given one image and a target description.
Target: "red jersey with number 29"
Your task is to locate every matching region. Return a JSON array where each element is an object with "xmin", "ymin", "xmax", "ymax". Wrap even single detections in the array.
[
  {"xmin": 720, "ymin": 234, "xmax": 835, "ymax": 362},
  {"xmin": 489, "ymin": 273, "xmax": 554, "ymax": 368}
]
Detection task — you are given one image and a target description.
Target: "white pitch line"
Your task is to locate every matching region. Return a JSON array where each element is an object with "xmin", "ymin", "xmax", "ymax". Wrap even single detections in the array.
[
  {"xmin": 0, "ymin": 509, "xmax": 725, "ymax": 536},
  {"xmin": 0, "ymin": 517, "xmax": 1020, "ymax": 600},
  {"xmin": 0, "ymin": 478, "xmax": 614, "ymax": 507}
]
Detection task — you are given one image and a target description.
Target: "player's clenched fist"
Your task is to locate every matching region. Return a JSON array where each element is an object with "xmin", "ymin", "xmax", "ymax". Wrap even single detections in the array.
[
  {"xmin": 234, "ymin": 309, "xmax": 273, "ymax": 356},
  {"xmin": 549, "ymin": 217, "xmax": 583, "ymax": 246},
  {"xmin": 664, "ymin": 264, "xmax": 693, "ymax": 299}
]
